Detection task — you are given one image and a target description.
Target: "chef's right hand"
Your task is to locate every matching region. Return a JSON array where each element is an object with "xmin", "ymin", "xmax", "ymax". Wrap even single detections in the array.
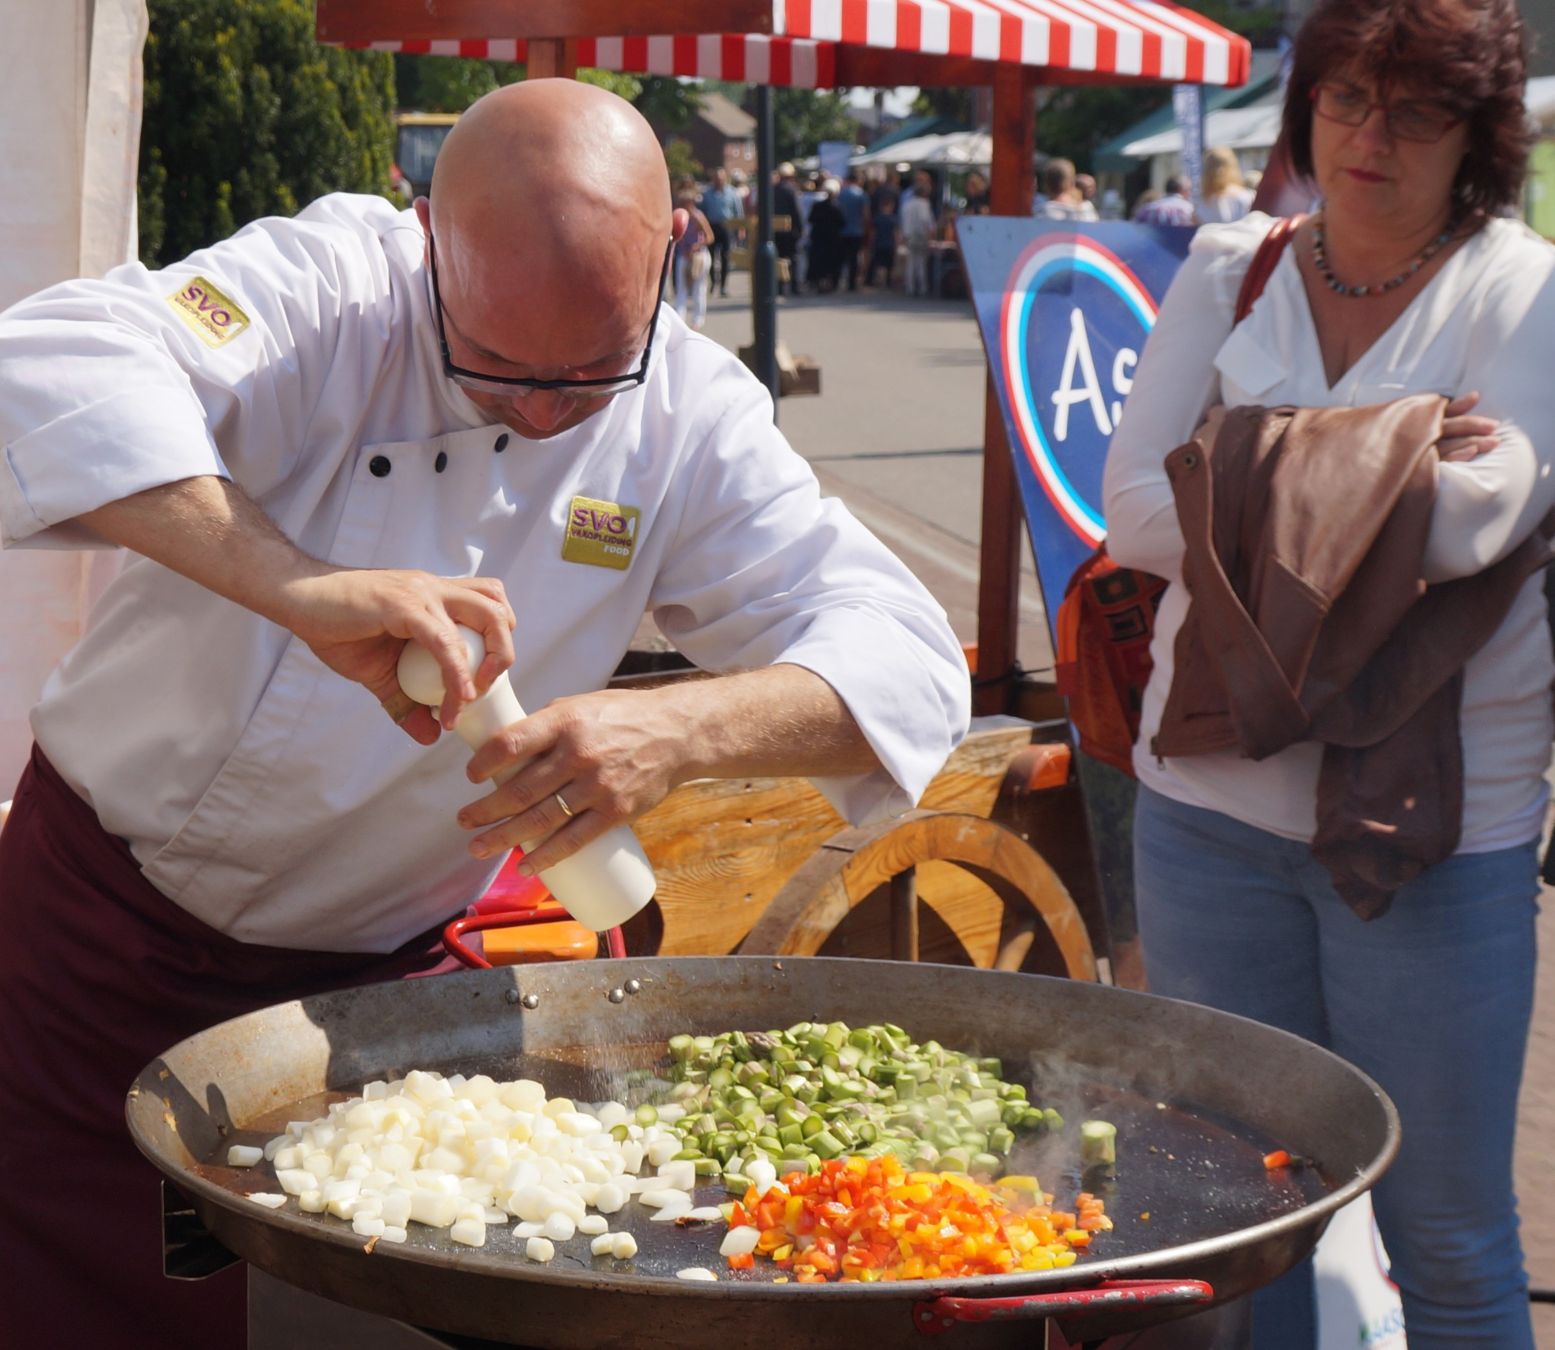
[{"xmin": 282, "ymin": 568, "xmax": 516, "ymax": 743}]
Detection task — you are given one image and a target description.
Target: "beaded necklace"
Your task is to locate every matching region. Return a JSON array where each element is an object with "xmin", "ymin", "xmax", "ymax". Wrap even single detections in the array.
[{"xmin": 1311, "ymin": 211, "xmax": 1457, "ymax": 298}]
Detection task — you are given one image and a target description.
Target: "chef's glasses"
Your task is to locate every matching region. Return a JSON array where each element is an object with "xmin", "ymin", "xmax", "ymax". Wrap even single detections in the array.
[{"xmin": 429, "ymin": 233, "xmax": 673, "ymax": 399}]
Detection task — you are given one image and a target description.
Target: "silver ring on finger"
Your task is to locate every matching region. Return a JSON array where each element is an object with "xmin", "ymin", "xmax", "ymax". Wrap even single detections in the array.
[{"xmin": 554, "ymin": 792, "xmax": 575, "ymax": 820}]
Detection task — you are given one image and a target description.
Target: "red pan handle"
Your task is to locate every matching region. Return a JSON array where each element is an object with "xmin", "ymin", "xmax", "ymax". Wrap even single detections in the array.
[
  {"xmin": 912, "ymin": 1279, "xmax": 1213, "ymax": 1335},
  {"xmin": 441, "ymin": 911, "xmax": 628, "ymax": 968}
]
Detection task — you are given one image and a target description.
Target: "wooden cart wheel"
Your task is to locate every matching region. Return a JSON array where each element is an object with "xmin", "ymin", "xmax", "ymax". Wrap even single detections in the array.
[{"xmin": 738, "ymin": 810, "xmax": 1097, "ymax": 980}]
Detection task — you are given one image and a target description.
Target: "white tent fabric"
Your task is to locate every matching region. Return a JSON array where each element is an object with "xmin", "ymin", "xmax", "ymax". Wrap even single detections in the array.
[
  {"xmin": 852, "ymin": 130, "xmax": 995, "ymax": 168},
  {"xmin": 0, "ymin": 0, "xmax": 146, "ymax": 804},
  {"xmin": 1119, "ymin": 101, "xmax": 1284, "ymax": 160}
]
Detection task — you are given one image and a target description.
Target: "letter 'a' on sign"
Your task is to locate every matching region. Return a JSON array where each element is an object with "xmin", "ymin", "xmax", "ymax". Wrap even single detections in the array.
[{"xmin": 167, "ymin": 275, "xmax": 251, "ymax": 348}]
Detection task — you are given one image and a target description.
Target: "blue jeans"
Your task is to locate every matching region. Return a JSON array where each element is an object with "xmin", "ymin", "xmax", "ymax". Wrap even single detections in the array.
[{"xmin": 1133, "ymin": 786, "xmax": 1538, "ymax": 1350}]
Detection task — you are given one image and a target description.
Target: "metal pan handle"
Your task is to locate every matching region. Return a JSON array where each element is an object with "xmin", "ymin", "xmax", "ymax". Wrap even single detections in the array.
[{"xmin": 913, "ymin": 1279, "xmax": 1213, "ymax": 1335}]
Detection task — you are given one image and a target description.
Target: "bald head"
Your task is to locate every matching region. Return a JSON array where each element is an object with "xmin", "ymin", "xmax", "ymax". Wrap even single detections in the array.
[{"xmin": 416, "ymin": 81, "xmax": 674, "ymax": 438}]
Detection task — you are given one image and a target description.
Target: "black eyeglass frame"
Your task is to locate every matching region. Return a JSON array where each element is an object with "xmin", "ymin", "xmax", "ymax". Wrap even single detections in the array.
[
  {"xmin": 1308, "ymin": 81, "xmax": 1465, "ymax": 145},
  {"xmin": 428, "ymin": 232, "xmax": 674, "ymax": 395}
]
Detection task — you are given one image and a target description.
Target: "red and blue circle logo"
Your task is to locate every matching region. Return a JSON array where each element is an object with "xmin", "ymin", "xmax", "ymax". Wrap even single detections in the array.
[{"xmin": 999, "ymin": 235, "xmax": 1159, "ymax": 547}]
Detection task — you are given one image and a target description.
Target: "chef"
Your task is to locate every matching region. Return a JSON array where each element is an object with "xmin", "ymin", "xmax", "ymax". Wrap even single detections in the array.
[{"xmin": 0, "ymin": 80, "xmax": 969, "ymax": 1344}]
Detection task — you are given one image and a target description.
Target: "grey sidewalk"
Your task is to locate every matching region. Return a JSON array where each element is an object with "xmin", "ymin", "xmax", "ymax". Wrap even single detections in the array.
[{"xmin": 696, "ymin": 268, "xmax": 1555, "ymax": 1342}]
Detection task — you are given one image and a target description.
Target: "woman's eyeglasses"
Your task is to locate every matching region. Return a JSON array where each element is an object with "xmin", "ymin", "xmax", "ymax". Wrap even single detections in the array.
[
  {"xmin": 428, "ymin": 234, "xmax": 673, "ymax": 399},
  {"xmin": 1310, "ymin": 82, "xmax": 1463, "ymax": 145}
]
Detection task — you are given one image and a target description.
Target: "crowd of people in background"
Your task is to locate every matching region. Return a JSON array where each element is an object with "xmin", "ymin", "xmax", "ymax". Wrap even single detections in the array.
[
  {"xmin": 664, "ymin": 143, "xmax": 1260, "ymax": 321},
  {"xmin": 668, "ymin": 160, "xmax": 972, "ymax": 311}
]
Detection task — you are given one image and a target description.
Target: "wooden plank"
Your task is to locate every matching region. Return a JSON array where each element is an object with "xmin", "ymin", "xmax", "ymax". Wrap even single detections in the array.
[
  {"xmin": 315, "ymin": 0, "xmax": 772, "ymax": 44},
  {"xmin": 636, "ymin": 718, "xmax": 1036, "ymax": 956}
]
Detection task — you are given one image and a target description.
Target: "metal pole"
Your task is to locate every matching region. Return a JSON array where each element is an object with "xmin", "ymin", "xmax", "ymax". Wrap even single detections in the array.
[{"xmin": 752, "ymin": 85, "xmax": 780, "ymax": 412}]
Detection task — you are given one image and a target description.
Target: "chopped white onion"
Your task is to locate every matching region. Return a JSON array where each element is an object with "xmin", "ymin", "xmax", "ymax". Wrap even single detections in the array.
[
  {"xmin": 594, "ymin": 1183, "xmax": 627, "ymax": 1214},
  {"xmin": 525, "ymin": 1236, "xmax": 556, "ymax": 1263},
  {"xmin": 656, "ymin": 1160, "xmax": 696, "ymax": 1192},
  {"xmin": 646, "ymin": 1136, "xmax": 680, "ymax": 1168},
  {"xmin": 683, "ymin": 1207, "xmax": 723, "ymax": 1222},
  {"xmin": 259, "ymin": 1068, "xmax": 684, "ymax": 1263},
  {"xmin": 449, "ymin": 1218, "xmax": 486, "ymax": 1247},
  {"xmin": 719, "ymin": 1227, "xmax": 760, "ymax": 1258},
  {"xmin": 676, "ymin": 1267, "xmax": 717, "ymax": 1282},
  {"xmin": 540, "ymin": 1212, "xmax": 576, "ymax": 1242},
  {"xmin": 590, "ymin": 1232, "xmax": 617, "ymax": 1256},
  {"xmin": 246, "ymin": 1193, "xmax": 288, "ymax": 1209},
  {"xmin": 649, "ymin": 1201, "xmax": 694, "ymax": 1223},
  {"xmin": 747, "ymin": 1160, "xmax": 778, "ymax": 1195},
  {"xmin": 227, "ymin": 1145, "xmax": 264, "ymax": 1168}
]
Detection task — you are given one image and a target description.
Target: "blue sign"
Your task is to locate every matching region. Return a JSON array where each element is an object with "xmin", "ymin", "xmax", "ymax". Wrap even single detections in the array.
[
  {"xmin": 956, "ymin": 218, "xmax": 1195, "ymax": 639},
  {"xmin": 1172, "ymin": 84, "xmax": 1206, "ymax": 201}
]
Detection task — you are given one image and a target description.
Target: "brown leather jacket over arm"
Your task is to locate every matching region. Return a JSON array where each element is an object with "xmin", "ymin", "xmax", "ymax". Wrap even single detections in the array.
[{"xmin": 1152, "ymin": 395, "xmax": 1553, "ymax": 919}]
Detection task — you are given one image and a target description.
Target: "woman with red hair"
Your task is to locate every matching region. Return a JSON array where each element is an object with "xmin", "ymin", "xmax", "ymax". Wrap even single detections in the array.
[{"xmin": 1104, "ymin": 1, "xmax": 1546, "ymax": 1344}]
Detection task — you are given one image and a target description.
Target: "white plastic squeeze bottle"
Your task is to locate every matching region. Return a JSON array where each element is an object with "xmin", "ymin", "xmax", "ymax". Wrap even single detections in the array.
[{"xmin": 396, "ymin": 627, "xmax": 656, "ymax": 932}]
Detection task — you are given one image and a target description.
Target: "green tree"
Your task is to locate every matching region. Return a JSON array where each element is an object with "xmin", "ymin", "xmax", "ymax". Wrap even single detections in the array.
[
  {"xmin": 139, "ymin": 0, "xmax": 396, "ymax": 267},
  {"xmin": 663, "ymin": 138, "xmax": 704, "ymax": 184},
  {"xmin": 910, "ymin": 88, "xmax": 975, "ymax": 123},
  {"xmin": 394, "ymin": 55, "xmax": 649, "ymax": 114},
  {"xmin": 702, "ymin": 83, "xmax": 860, "ymax": 162},
  {"xmin": 1034, "ymin": 86, "xmax": 1171, "ymax": 172},
  {"xmin": 393, "ymin": 54, "xmax": 521, "ymax": 112},
  {"xmin": 633, "ymin": 76, "xmax": 706, "ymax": 132},
  {"xmin": 771, "ymin": 89, "xmax": 859, "ymax": 161}
]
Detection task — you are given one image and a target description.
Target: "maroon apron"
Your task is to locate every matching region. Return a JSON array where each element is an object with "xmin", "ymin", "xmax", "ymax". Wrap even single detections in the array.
[{"xmin": 0, "ymin": 746, "xmax": 466, "ymax": 1348}]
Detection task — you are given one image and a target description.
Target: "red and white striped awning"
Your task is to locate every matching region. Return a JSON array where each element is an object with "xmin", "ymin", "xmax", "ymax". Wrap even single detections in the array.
[{"xmin": 353, "ymin": 1, "xmax": 1249, "ymax": 89}]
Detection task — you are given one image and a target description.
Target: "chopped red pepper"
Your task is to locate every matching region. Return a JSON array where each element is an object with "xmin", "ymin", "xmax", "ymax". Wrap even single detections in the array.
[{"xmin": 725, "ymin": 1156, "xmax": 1110, "ymax": 1282}]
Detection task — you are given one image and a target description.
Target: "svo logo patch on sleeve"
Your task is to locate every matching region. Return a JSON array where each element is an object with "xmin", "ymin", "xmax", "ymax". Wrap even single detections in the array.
[{"xmin": 167, "ymin": 276, "xmax": 251, "ymax": 347}]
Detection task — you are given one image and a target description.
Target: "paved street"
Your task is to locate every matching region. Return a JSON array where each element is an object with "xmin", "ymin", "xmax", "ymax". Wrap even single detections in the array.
[
  {"xmin": 695, "ymin": 267, "xmax": 1555, "ymax": 1340},
  {"xmin": 697, "ymin": 272, "xmax": 1055, "ymax": 674}
]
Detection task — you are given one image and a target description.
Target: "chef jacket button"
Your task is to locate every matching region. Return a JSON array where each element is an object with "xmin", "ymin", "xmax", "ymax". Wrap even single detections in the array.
[
  {"xmin": 369, "ymin": 455, "xmax": 392, "ymax": 478},
  {"xmin": 434, "ymin": 450, "xmax": 448, "ymax": 473},
  {"xmin": 494, "ymin": 433, "xmax": 509, "ymax": 453}
]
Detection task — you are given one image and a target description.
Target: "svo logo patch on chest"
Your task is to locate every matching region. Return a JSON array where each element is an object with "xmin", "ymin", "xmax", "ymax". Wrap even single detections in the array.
[{"xmin": 562, "ymin": 496, "xmax": 640, "ymax": 570}]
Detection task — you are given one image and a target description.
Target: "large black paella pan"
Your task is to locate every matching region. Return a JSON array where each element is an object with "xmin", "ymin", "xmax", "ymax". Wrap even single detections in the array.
[{"xmin": 128, "ymin": 957, "xmax": 1398, "ymax": 1347}]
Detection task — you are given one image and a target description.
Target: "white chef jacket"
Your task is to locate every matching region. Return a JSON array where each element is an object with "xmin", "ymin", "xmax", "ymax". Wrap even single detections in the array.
[
  {"xmin": 0, "ymin": 194, "xmax": 970, "ymax": 952},
  {"xmin": 1103, "ymin": 213, "xmax": 1555, "ymax": 853}
]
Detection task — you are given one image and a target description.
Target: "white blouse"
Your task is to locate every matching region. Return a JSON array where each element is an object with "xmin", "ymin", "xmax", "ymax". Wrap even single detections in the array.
[{"xmin": 1103, "ymin": 213, "xmax": 1555, "ymax": 852}]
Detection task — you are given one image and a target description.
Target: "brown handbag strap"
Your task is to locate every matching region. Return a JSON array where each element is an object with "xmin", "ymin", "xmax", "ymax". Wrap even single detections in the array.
[{"xmin": 1233, "ymin": 213, "xmax": 1306, "ymax": 325}]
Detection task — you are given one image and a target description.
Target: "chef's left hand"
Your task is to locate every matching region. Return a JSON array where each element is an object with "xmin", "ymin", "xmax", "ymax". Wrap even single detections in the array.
[{"xmin": 457, "ymin": 687, "xmax": 688, "ymax": 871}]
